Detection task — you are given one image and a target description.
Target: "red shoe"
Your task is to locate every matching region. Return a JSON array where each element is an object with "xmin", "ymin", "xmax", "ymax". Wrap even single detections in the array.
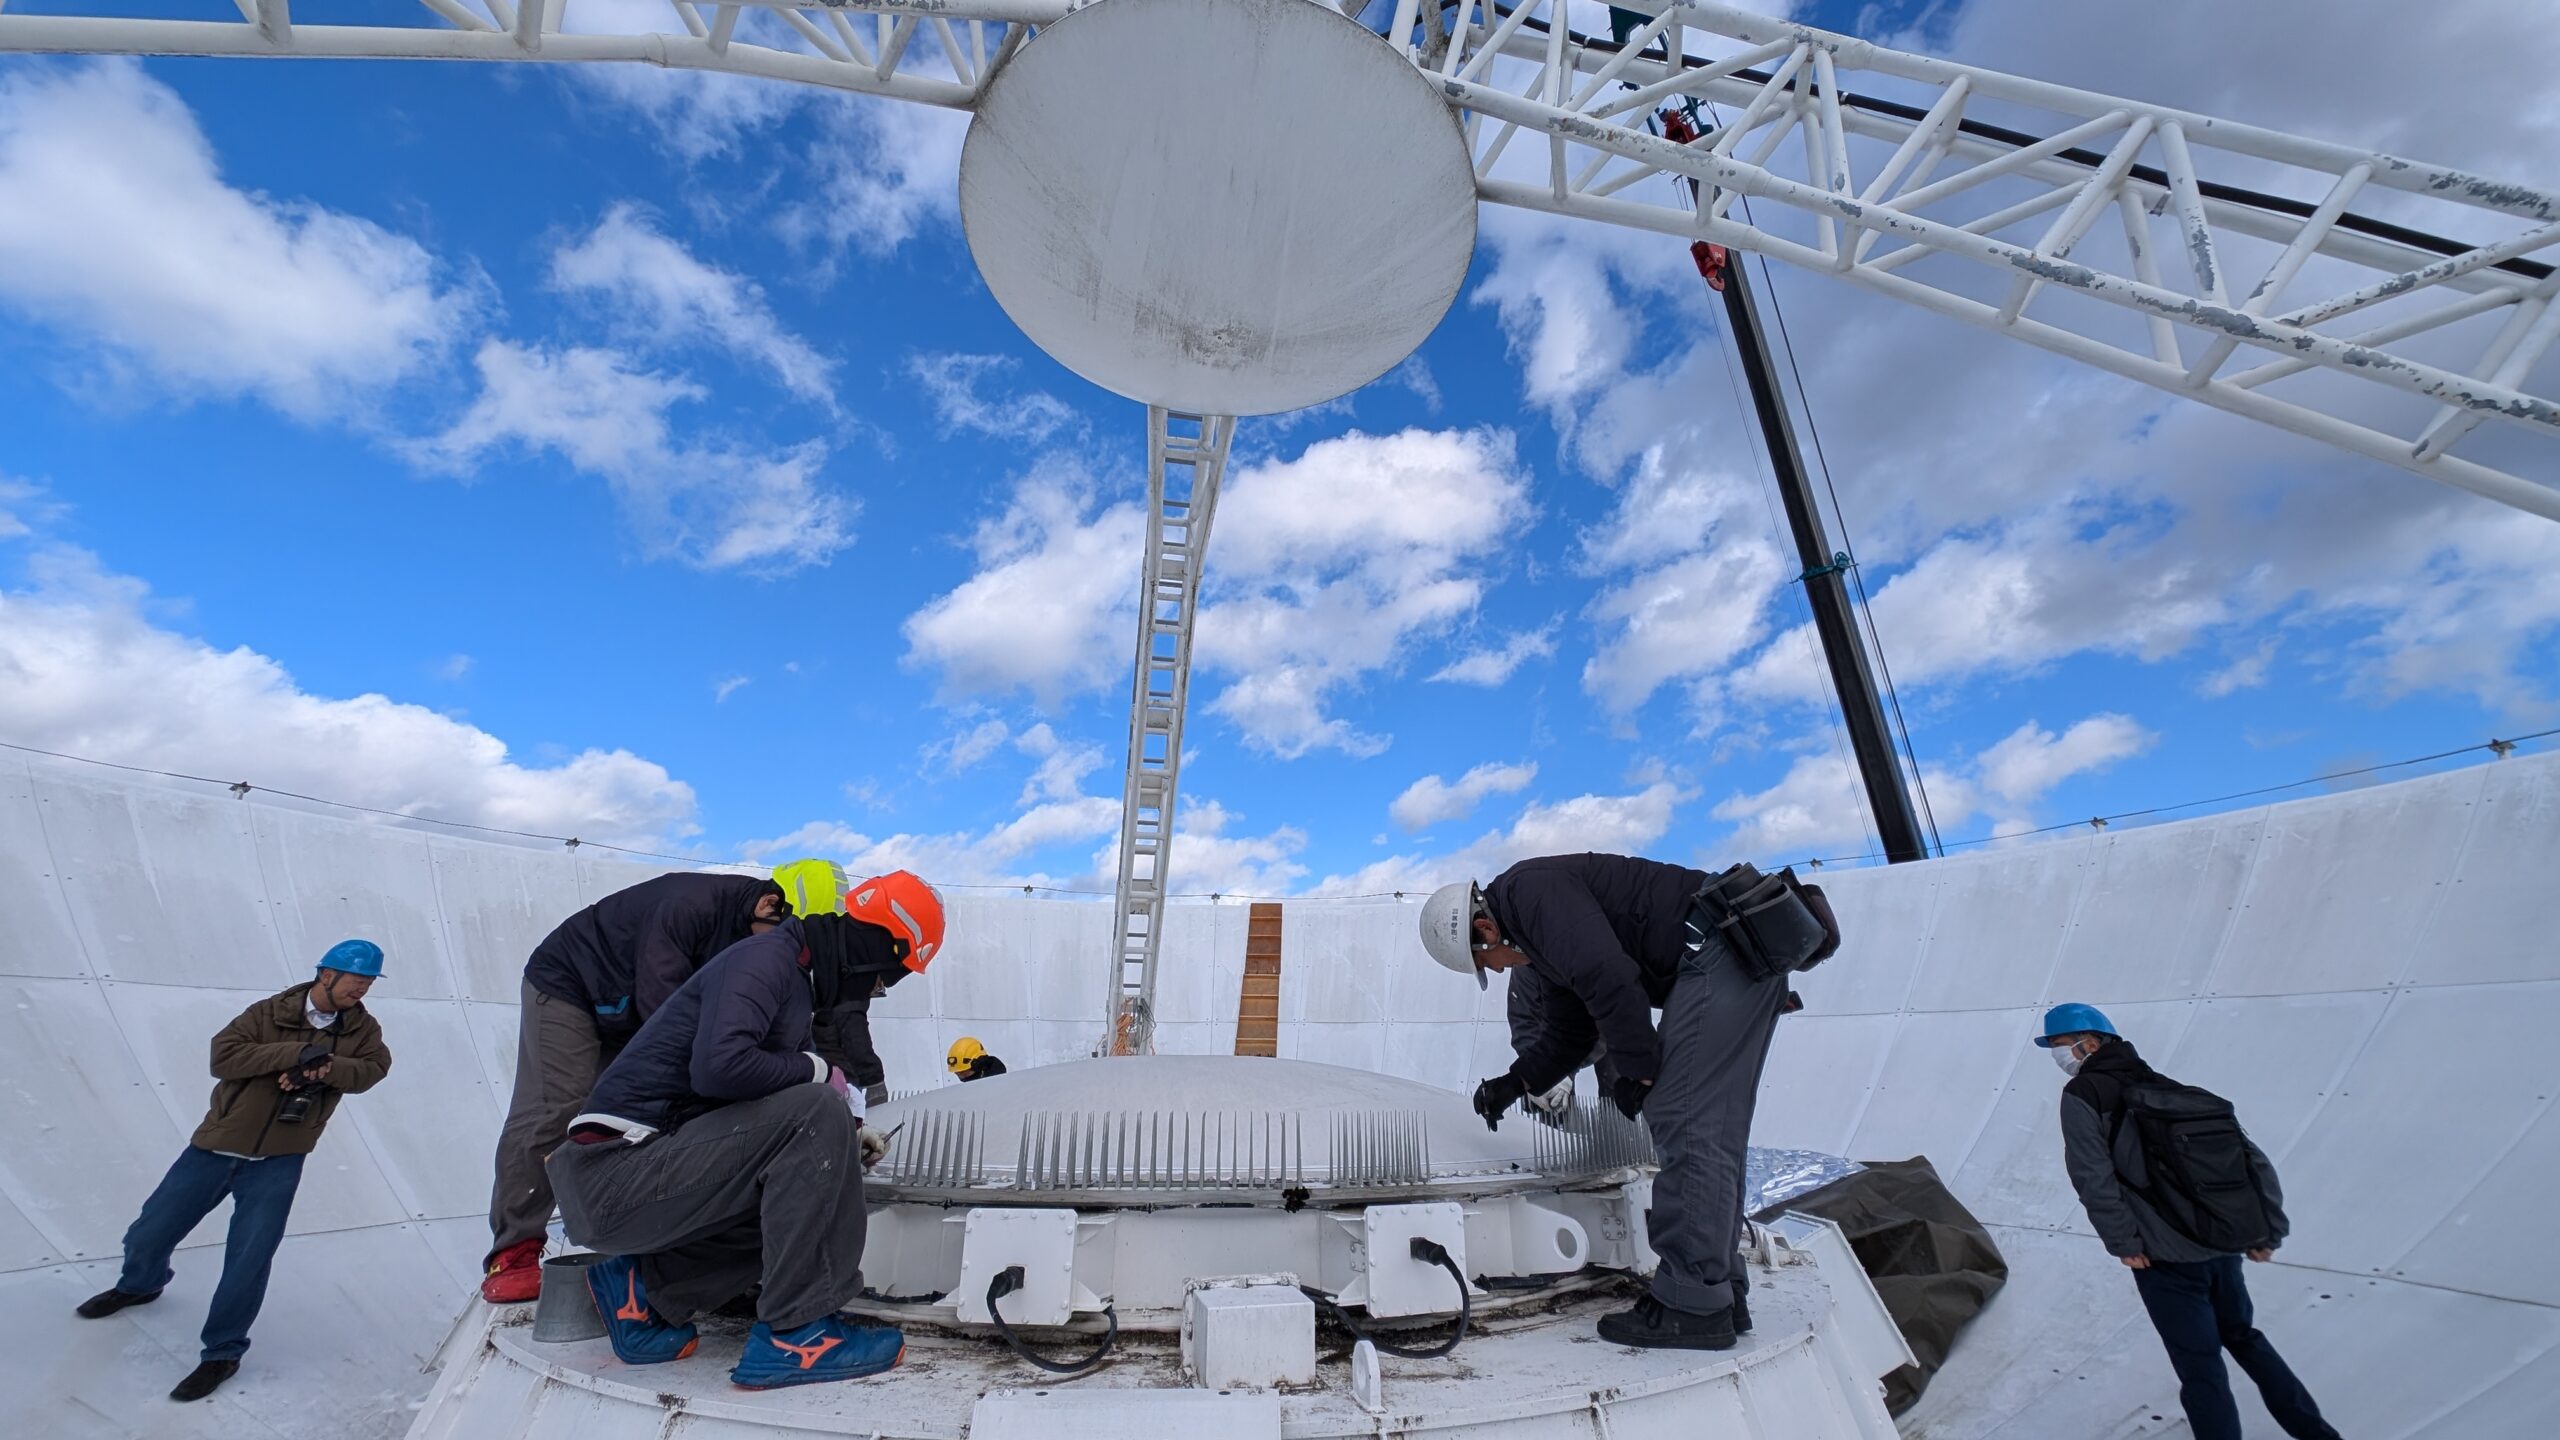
[{"xmin": 481, "ymin": 1239, "xmax": 544, "ymax": 1304}]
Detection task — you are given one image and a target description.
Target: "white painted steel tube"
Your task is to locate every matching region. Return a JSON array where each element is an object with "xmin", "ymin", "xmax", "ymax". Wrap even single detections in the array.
[
  {"xmin": 1659, "ymin": 1, "xmax": 2559, "ymax": 218},
  {"xmin": 0, "ymin": 15, "xmax": 981, "ymax": 105},
  {"xmin": 1445, "ymin": 75, "xmax": 2560, "ymax": 436},
  {"xmin": 1474, "ymin": 176, "xmax": 2560, "ymax": 522},
  {"xmin": 1481, "ymin": 25, "xmax": 2548, "ymax": 303}
]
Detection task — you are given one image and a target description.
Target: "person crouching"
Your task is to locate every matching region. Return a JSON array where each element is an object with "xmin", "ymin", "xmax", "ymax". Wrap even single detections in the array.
[{"xmin": 546, "ymin": 875, "xmax": 944, "ymax": 1389}]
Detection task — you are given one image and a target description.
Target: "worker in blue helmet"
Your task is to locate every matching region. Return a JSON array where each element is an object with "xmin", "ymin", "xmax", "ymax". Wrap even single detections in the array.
[
  {"xmin": 2037, "ymin": 1004, "xmax": 2339, "ymax": 1440},
  {"xmin": 75, "ymin": 939, "xmax": 394, "ymax": 1404}
]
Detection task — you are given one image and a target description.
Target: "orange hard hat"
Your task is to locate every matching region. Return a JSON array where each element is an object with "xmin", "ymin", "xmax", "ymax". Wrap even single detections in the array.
[{"xmin": 848, "ymin": 870, "xmax": 946, "ymax": 973}]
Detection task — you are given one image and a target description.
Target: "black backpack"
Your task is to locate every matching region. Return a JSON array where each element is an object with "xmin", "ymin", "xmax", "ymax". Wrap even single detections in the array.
[{"xmin": 2110, "ymin": 1077, "xmax": 2280, "ymax": 1254}]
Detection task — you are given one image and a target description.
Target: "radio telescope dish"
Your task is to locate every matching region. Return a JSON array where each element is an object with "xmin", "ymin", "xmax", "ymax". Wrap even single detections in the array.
[{"xmin": 958, "ymin": 0, "xmax": 1479, "ymax": 417}]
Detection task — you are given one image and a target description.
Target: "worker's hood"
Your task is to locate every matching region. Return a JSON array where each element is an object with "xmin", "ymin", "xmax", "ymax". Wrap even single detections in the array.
[
  {"xmin": 729, "ymin": 876, "xmax": 786, "ymax": 934},
  {"xmin": 803, "ymin": 911, "xmax": 908, "ymax": 1012}
]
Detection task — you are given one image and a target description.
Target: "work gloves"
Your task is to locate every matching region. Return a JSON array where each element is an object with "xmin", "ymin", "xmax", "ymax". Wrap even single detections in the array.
[
  {"xmin": 1472, "ymin": 1071, "xmax": 1528, "ymax": 1131},
  {"xmin": 1610, "ymin": 1075, "xmax": 1651, "ymax": 1121},
  {"xmin": 1523, "ymin": 1077, "xmax": 1574, "ymax": 1128},
  {"xmin": 858, "ymin": 1126, "xmax": 890, "ymax": 1169}
]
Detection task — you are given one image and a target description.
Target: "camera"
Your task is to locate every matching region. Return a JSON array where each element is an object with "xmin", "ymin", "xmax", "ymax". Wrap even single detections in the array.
[{"xmin": 277, "ymin": 1044, "xmax": 336, "ymax": 1127}]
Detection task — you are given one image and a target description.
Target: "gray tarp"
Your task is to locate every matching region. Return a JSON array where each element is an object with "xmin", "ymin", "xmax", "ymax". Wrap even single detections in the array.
[{"xmin": 1752, "ymin": 1155, "xmax": 2008, "ymax": 1415}]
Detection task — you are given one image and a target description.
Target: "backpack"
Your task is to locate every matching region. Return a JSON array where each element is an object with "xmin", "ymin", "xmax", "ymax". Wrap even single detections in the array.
[{"xmin": 2110, "ymin": 1077, "xmax": 2280, "ymax": 1254}]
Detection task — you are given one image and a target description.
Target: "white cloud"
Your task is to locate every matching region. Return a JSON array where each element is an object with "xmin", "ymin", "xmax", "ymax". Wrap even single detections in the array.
[
  {"xmin": 1584, "ymin": 542, "xmax": 1792, "ymax": 715},
  {"xmin": 1317, "ymin": 780, "xmax": 1690, "ymax": 896},
  {"xmin": 1014, "ymin": 722, "xmax": 1106, "ymax": 807},
  {"xmin": 1977, "ymin": 715, "xmax": 2157, "ymax": 808},
  {"xmin": 1389, "ymin": 356, "xmax": 1443, "ymax": 411},
  {"xmin": 0, "ymin": 476, "xmax": 66, "ymax": 539},
  {"xmin": 550, "ymin": 204, "xmax": 834, "ymax": 404},
  {"xmin": 0, "ymin": 61, "xmax": 474, "ymax": 418},
  {"xmin": 435, "ymin": 654, "xmax": 475, "ymax": 682},
  {"xmin": 713, "ymin": 675, "xmax": 752, "ymax": 703},
  {"xmin": 1152, "ymin": 799, "xmax": 1308, "ymax": 896},
  {"xmin": 0, "ymin": 546, "xmax": 696, "ymax": 848},
  {"xmin": 742, "ymin": 785, "xmax": 1300, "ymax": 896},
  {"xmin": 904, "ymin": 428, "xmax": 1532, "ymax": 756},
  {"xmin": 1709, "ymin": 752, "xmax": 1885, "ymax": 864},
  {"xmin": 742, "ymin": 801, "xmax": 1119, "ymax": 890},
  {"xmin": 900, "ymin": 458, "xmax": 1145, "ymax": 703},
  {"xmin": 1431, "ymin": 622, "xmax": 1558, "ymax": 687},
  {"xmin": 1711, "ymin": 712, "xmax": 2157, "ymax": 860},
  {"xmin": 909, "ymin": 353, "xmax": 1078, "ymax": 443},
  {"xmin": 1389, "ymin": 761, "xmax": 1539, "ymax": 831},
  {"xmin": 2201, "ymin": 638, "xmax": 2279, "ymax": 697},
  {"xmin": 928, "ymin": 717, "xmax": 1012, "ymax": 772},
  {"xmin": 571, "ymin": 66, "xmax": 809, "ymax": 165},
  {"xmin": 778, "ymin": 99, "xmax": 969, "ymax": 262},
  {"xmin": 414, "ymin": 339, "xmax": 854, "ymax": 571},
  {"xmin": 1199, "ymin": 427, "xmax": 1535, "ymax": 757}
]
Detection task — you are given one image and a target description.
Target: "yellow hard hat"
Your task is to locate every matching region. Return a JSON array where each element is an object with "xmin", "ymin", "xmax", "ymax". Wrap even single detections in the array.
[
  {"xmin": 946, "ymin": 1036, "xmax": 986, "ymax": 1074},
  {"xmin": 771, "ymin": 858, "xmax": 849, "ymax": 918}
]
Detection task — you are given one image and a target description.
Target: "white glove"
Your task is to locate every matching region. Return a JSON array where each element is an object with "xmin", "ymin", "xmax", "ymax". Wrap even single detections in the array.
[
  {"xmin": 1525, "ymin": 1077, "xmax": 1574, "ymax": 1119},
  {"xmin": 858, "ymin": 1125, "xmax": 890, "ymax": 1169}
]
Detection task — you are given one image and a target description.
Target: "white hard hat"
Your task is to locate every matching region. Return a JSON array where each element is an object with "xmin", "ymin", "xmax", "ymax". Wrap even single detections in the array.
[{"xmin": 1419, "ymin": 881, "xmax": 1486, "ymax": 990}]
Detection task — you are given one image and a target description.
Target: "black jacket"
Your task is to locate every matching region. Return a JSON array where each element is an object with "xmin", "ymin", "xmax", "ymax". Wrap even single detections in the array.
[
  {"xmin": 578, "ymin": 920, "xmax": 819, "ymax": 1135},
  {"xmin": 803, "ymin": 911, "xmax": 910, "ymax": 1090},
  {"xmin": 2061, "ymin": 1038, "xmax": 2288, "ymax": 1262},
  {"xmin": 1488, "ymin": 853, "xmax": 1707, "ymax": 1090},
  {"xmin": 524, "ymin": 872, "xmax": 781, "ymax": 1044}
]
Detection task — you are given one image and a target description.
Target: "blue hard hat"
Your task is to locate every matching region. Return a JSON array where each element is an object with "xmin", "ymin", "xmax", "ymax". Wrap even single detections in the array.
[
  {"xmin": 2034, "ymin": 1002, "xmax": 2116, "ymax": 1047},
  {"xmin": 318, "ymin": 939, "xmax": 384, "ymax": 978}
]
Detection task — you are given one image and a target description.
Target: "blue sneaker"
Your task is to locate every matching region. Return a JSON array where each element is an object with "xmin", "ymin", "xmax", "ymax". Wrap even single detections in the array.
[
  {"xmin": 584, "ymin": 1255, "xmax": 699, "ymax": 1365},
  {"xmin": 731, "ymin": 1316, "xmax": 905, "ymax": 1389}
]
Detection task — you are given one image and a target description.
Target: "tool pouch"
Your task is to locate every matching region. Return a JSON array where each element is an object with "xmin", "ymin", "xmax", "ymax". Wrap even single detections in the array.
[{"xmin": 1689, "ymin": 864, "xmax": 1843, "ymax": 981}]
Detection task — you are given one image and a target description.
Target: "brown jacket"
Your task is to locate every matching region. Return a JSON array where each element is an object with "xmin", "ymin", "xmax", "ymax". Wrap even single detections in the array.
[{"xmin": 189, "ymin": 983, "xmax": 393, "ymax": 1158}]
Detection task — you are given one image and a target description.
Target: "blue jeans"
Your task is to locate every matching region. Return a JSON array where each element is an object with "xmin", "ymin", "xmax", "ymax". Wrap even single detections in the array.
[
  {"xmin": 2133, "ymin": 1255, "xmax": 2340, "ymax": 1440},
  {"xmin": 116, "ymin": 1146, "xmax": 305, "ymax": 1362}
]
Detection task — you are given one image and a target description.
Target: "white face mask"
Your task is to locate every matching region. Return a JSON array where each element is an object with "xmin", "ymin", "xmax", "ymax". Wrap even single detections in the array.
[{"xmin": 2052, "ymin": 1043, "xmax": 2085, "ymax": 1077}]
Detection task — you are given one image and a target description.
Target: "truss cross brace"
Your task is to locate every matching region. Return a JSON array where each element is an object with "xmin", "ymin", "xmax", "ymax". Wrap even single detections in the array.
[{"xmin": 1106, "ymin": 407, "xmax": 1234, "ymax": 1056}]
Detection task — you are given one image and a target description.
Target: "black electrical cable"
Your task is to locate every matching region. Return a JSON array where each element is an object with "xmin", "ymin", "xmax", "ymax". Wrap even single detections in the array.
[
  {"xmin": 1298, "ymin": 1239, "xmax": 1472, "ymax": 1360},
  {"xmin": 1429, "ymin": 2, "xmax": 2553, "ymax": 283},
  {"xmin": 985, "ymin": 1267, "xmax": 1118, "ymax": 1376}
]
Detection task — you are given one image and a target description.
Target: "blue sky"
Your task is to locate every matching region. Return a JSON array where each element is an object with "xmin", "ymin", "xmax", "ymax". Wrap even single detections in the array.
[{"xmin": 1, "ymin": 0, "xmax": 2553, "ymax": 897}]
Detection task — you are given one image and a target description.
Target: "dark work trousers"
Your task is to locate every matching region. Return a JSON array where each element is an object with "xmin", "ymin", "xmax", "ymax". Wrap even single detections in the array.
[
  {"xmin": 546, "ymin": 1084, "xmax": 867, "ymax": 1330},
  {"xmin": 115, "ymin": 1146, "xmax": 306, "ymax": 1362},
  {"xmin": 2134, "ymin": 1256, "xmax": 2340, "ymax": 1440},
  {"xmin": 1643, "ymin": 932, "xmax": 1789, "ymax": 1315},
  {"xmin": 489, "ymin": 976, "xmax": 607, "ymax": 1254}
]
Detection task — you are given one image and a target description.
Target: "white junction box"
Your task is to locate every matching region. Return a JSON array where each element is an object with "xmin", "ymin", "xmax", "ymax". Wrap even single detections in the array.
[
  {"xmin": 1183, "ymin": 1282, "xmax": 1316, "ymax": 1391},
  {"xmin": 955, "ymin": 1208, "xmax": 1081, "ymax": 1326},
  {"xmin": 1358, "ymin": 1202, "xmax": 1473, "ymax": 1320}
]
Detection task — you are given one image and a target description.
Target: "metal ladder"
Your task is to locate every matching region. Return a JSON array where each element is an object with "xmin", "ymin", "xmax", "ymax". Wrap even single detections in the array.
[{"xmin": 1106, "ymin": 407, "xmax": 1234, "ymax": 1055}]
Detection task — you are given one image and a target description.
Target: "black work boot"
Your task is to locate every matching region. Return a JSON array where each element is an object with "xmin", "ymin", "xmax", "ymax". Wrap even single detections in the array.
[
  {"xmin": 75, "ymin": 1287, "xmax": 159, "ymax": 1319},
  {"xmin": 170, "ymin": 1359, "xmax": 239, "ymax": 1402},
  {"xmin": 1733, "ymin": 1269, "xmax": 1753, "ymax": 1335},
  {"xmin": 1596, "ymin": 1295, "xmax": 1738, "ymax": 1351}
]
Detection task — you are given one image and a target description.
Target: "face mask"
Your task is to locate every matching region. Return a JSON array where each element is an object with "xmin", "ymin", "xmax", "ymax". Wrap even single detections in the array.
[{"xmin": 2051, "ymin": 1043, "xmax": 2085, "ymax": 1077}]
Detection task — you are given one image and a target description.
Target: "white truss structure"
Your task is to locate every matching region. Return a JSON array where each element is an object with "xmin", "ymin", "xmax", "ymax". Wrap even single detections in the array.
[
  {"xmin": 1422, "ymin": 0, "xmax": 2560, "ymax": 519},
  {"xmin": 7, "ymin": 0, "xmax": 2559, "ymax": 1033},
  {"xmin": 1107, "ymin": 407, "xmax": 1232, "ymax": 1057},
  {"xmin": 0, "ymin": 0, "xmax": 1050, "ymax": 108}
]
